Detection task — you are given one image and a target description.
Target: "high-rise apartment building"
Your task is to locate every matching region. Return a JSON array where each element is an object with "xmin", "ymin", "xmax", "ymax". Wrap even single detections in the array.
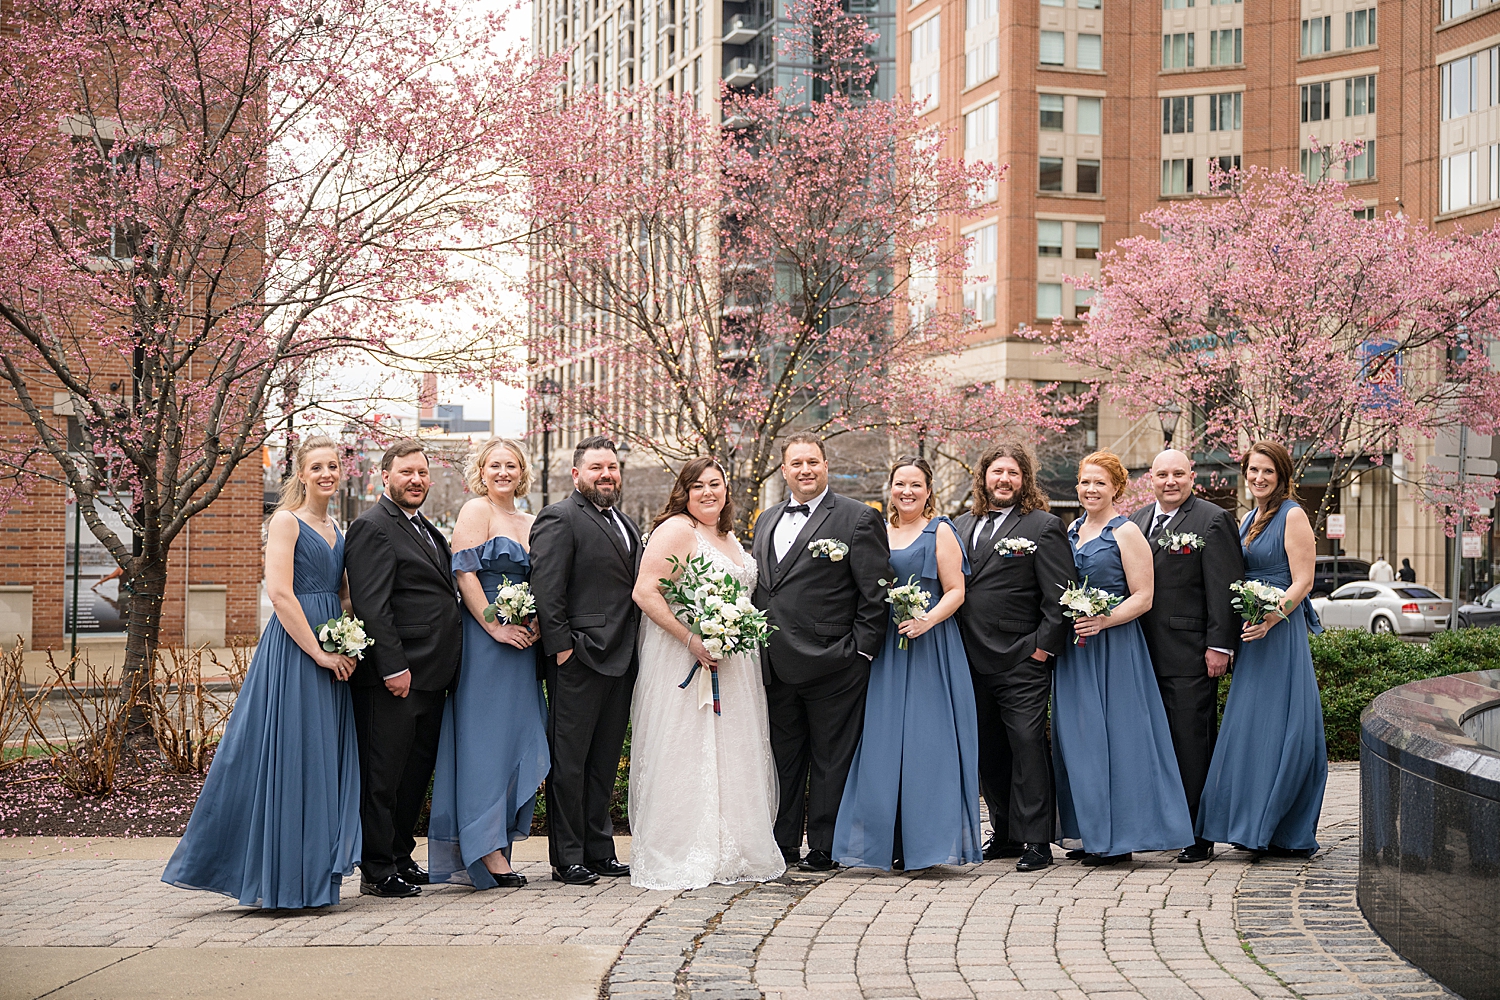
[{"xmin": 903, "ymin": 0, "xmax": 1500, "ymax": 590}]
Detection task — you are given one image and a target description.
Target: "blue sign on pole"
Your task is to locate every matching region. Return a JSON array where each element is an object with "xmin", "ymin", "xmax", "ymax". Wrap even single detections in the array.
[{"xmin": 1357, "ymin": 338, "xmax": 1401, "ymax": 409}]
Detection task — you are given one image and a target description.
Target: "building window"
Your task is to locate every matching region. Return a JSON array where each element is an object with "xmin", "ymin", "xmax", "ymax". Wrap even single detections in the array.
[
  {"xmin": 1075, "ymin": 222, "xmax": 1101, "ymax": 259},
  {"xmin": 1040, "ymin": 31, "xmax": 1065, "ymax": 66},
  {"xmin": 1039, "ymin": 157, "xmax": 1064, "ymax": 190},
  {"xmin": 967, "ymin": 100, "xmax": 999, "ymax": 147},
  {"xmin": 1210, "ymin": 155, "xmax": 1242, "ymax": 187},
  {"xmin": 1037, "ymin": 283, "xmax": 1063, "ymax": 319},
  {"xmin": 968, "ymin": 0, "xmax": 998, "ymax": 24},
  {"xmin": 1162, "ymin": 157, "xmax": 1194, "ymax": 194},
  {"xmin": 1300, "ymin": 81, "xmax": 1332, "ymax": 123},
  {"xmin": 1494, "ymin": 145, "xmax": 1500, "ymax": 203},
  {"xmin": 1077, "ymin": 34, "xmax": 1102, "ymax": 70},
  {"xmin": 910, "ymin": 15, "xmax": 941, "ymax": 112},
  {"xmin": 1301, "ymin": 147, "xmax": 1330, "ymax": 183},
  {"xmin": 1347, "ymin": 139, "xmax": 1376, "ymax": 180},
  {"xmin": 1209, "ymin": 29, "xmax": 1241, "ymax": 65},
  {"xmin": 1039, "ymin": 93, "xmax": 1065, "ymax": 131},
  {"xmin": 1162, "ymin": 32, "xmax": 1194, "ymax": 69},
  {"xmin": 1162, "ymin": 95, "xmax": 1194, "ymax": 133},
  {"xmin": 1345, "ymin": 75, "xmax": 1376, "ymax": 117},
  {"xmin": 1209, "ymin": 0, "xmax": 1241, "ymax": 5},
  {"xmin": 1038, "ymin": 219, "xmax": 1064, "ymax": 256},
  {"xmin": 1077, "ymin": 97, "xmax": 1102, "ymax": 134},
  {"xmin": 971, "ymin": 222, "xmax": 999, "ymax": 264},
  {"xmin": 911, "ymin": 15, "xmax": 940, "ymax": 60},
  {"xmin": 1041, "ymin": 0, "xmax": 1064, "ymax": 6},
  {"xmin": 964, "ymin": 284, "xmax": 997, "ymax": 323},
  {"xmin": 1442, "ymin": 0, "xmax": 1475, "ymax": 20},
  {"xmin": 1076, "ymin": 159, "xmax": 1100, "ymax": 193},
  {"xmin": 1077, "ymin": 0, "xmax": 1100, "ymax": 8},
  {"xmin": 1353, "ymin": 206, "xmax": 1376, "ymax": 221},
  {"xmin": 1301, "ymin": 17, "xmax": 1331, "ymax": 56},
  {"xmin": 966, "ymin": 38, "xmax": 999, "ymax": 87},
  {"xmin": 1441, "ymin": 150, "xmax": 1478, "ymax": 212},
  {"xmin": 1209, "ymin": 91, "xmax": 1242, "ymax": 130},
  {"xmin": 1163, "ymin": 0, "xmax": 1192, "ymax": 8},
  {"xmin": 1074, "ymin": 287, "xmax": 1097, "ymax": 314},
  {"xmin": 1441, "ymin": 53, "xmax": 1480, "ymax": 120},
  {"xmin": 1345, "ymin": 7, "xmax": 1376, "ymax": 48}
]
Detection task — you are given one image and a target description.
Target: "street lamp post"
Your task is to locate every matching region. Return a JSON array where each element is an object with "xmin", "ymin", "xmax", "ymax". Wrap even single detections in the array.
[
  {"xmin": 1157, "ymin": 401, "xmax": 1182, "ymax": 447},
  {"xmin": 537, "ymin": 376, "xmax": 561, "ymax": 507}
]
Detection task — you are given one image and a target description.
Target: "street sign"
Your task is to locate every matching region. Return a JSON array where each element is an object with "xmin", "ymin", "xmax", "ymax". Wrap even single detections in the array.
[
  {"xmin": 1426, "ymin": 456, "xmax": 1499, "ymax": 475},
  {"xmin": 1436, "ymin": 428, "xmax": 1493, "ymax": 459},
  {"xmin": 1326, "ymin": 513, "xmax": 1346, "ymax": 539},
  {"xmin": 1463, "ymin": 533, "xmax": 1483, "ymax": 558}
]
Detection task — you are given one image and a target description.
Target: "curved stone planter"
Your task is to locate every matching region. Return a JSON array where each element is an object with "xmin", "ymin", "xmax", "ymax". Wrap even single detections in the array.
[{"xmin": 1359, "ymin": 669, "xmax": 1500, "ymax": 1000}]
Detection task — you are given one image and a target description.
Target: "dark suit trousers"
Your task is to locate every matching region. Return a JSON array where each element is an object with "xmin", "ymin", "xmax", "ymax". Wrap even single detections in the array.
[
  {"xmin": 1156, "ymin": 672, "xmax": 1219, "ymax": 834},
  {"xmin": 351, "ymin": 685, "xmax": 446, "ymax": 881},
  {"xmin": 972, "ymin": 660, "xmax": 1053, "ymax": 845},
  {"xmin": 545, "ymin": 660, "xmax": 633, "ymax": 868},
  {"xmin": 766, "ymin": 659, "xmax": 870, "ymax": 855}
]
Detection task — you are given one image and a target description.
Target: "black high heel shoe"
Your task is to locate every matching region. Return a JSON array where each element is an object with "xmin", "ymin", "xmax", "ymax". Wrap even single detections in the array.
[{"xmin": 486, "ymin": 870, "xmax": 527, "ymax": 888}]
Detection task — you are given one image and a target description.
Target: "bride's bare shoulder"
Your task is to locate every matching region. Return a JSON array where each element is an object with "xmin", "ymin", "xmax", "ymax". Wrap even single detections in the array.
[{"xmin": 646, "ymin": 514, "xmax": 698, "ymax": 549}]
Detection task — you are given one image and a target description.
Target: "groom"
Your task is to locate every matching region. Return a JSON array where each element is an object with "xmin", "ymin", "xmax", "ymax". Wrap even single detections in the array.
[
  {"xmin": 752, "ymin": 434, "xmax": 890, "ymax": 872},
  {"xmin": 346, "ymin": 439, "xmax": 463, "ymax": 898}
]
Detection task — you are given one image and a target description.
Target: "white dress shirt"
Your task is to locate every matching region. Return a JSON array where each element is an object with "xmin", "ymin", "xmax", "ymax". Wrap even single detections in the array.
[
  {"xmin": 971, "ymin": 506, "xmax": 1014, "ymax": 548},
  {"xmin": 596, "ymin": 503, "xmax": 632, "ymax": 550},
  {"xmin": 773, "ymin": 488, "xmax": 828, "ymax": 562},
  {"xmin": 1150, "ymin": 500, "xmax": 1231, "ymax": 657}
]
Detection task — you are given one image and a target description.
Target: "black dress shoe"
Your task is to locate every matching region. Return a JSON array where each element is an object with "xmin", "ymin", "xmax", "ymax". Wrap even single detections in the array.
[
  {"xmin": 552, "ymin": 864, "xmax": 600, "ymax": 885},
  {"xmin": 360, "ymin": 874, "xmax": 421, "ymax": 898},
  {"xmin": 485, "ymin": 871, "xmax": 527, "ymax": 888},
  {"xmin": 1015, "ymin": 844, "xmax": 1053, "ymax": 872},
  {"xmin": 1080, "ymin": 852, "xmax": 1132, "ymax": 867},
  {"xmin": 781, "ymin": 846, "xmax": 803, "ymax": 866},
  {"xmin": 1177, "ymin": 842, "xmax": 1215, "ymax": 863},
  {"xmin": 397, "ymin": 863, "xmax": 430, "ymax": 885},
  {"xmin": 1265, "ymin": 845, "xmax": 1315, "ymax": 859},
  {"xmin": 798, "ymin": 849, "xmax": 837, "ymax": 872},
  {"xmin": 982, "ymin": 835, "xmax": 1025, "ymax": 860},
  {"xmin": 587, "ymin": 859, "xmax": 631, "ymax": 878},
  {"xmin": 1064, "ymin": 849, "xmax": 1088, "ymax": 860}
]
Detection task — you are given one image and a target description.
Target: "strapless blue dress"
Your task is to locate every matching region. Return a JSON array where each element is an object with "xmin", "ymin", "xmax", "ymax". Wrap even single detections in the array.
[
  {"xmin": 427, "ymin": 535, "xmax": 550, "ymax": 887},
  {"xmin": 1053, "ymin": 516, "xmax": 1194, "ymax": 856},
  {"xmin": 162, "ymin": 517, "xmax": 361, "ymax": 908}
]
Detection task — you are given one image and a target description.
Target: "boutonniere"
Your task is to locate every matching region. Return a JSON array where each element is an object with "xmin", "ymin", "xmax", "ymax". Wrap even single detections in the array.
[
  {"xmin": 808, "ymin": 538, "xmax": 849, "ymax": 561},
  {"xmin": 994, "ymin": 537, "xmax": 1037, "ymax": 557},
  {"xmin": 1158, "ymin": 531, "xmax": 1205, "ymax": 554}
]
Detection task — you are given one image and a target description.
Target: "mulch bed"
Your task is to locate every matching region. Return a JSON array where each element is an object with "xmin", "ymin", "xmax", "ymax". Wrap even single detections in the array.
[{"xmin": 0, "ymin": 744, "xmax": 212, "ymax": 838}]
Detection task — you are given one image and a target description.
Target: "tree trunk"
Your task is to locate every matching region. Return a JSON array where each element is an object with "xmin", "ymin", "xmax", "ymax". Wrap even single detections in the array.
[{"xmin": 120, "ymin": 544, "xmax": 168, "ymax": 726}]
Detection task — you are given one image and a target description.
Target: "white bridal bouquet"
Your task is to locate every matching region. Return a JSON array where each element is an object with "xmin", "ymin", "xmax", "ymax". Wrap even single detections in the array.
[
  {"xmin": 660, "ymin": 554, "xmax": 777, "ymax": 715},
  {"xmin": 482, "ymin": 577, "xmax": 536, "ymax": 625},
  {"xmin": 994, "ymin": 537, "xmax": 1037, "ymax": 557},
  {"xmin": 1230, "ymin": 579, "xmax": 1287, "ymax": 626},
  {"xmin": 880, "ymin": 575, "xmax": 932, "ymax": 650},
  {"xmin": 317, "ymin": 614, "xmax": 372, "ymax": 659},
  {"xmin": 1158, "ymin": 531, "xmax": 1205, "ymax": 554},
  {"xmin": 808, "ymin": 538, "xmax": 849, "ymax": 561},
  {"xmin": 1057, "ymin": 579, "xmax": 1124, "ymax": 646}
]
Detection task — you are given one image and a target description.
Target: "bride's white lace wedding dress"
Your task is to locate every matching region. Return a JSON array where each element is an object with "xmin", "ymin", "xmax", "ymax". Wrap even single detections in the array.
[{"xmin": 629, "ymin": 529, "xmax": 786, "ymax": 890}]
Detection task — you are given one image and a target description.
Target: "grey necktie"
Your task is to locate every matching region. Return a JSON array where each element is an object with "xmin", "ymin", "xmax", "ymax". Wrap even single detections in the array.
[
  {"xmin": 413, "ymin": 516, "xmax": 437, "ymax": 551},
  {"xmin": 1151, "ymin": 511, "xmax": 1171, "ymax": 541}
]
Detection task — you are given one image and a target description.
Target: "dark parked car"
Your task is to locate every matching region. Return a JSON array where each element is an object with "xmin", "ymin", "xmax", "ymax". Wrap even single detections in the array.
[
  {"xmin": 1457, "ymin": 584, "xmax": 1500, "ymax": 628},
  {"xmin": 1311, "ymin": 557, "xmax": 1372, "ymax": 600}
]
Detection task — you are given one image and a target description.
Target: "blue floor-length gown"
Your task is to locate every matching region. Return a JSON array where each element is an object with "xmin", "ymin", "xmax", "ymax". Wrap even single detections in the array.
[
  {"xmin": 1053, "ymin": 515, "xmax": 1195, "ymax": 856},
  {"xmin": 162, "ymin": 518, "xmax": 361, "ymax": 908},
  {"xmin": 834, "ymin": 517, "xmax": 983, "ymax": 871},
  {"xmin": 1197, "ymin": 501, "xmax": 1327, "ymax": 853},
  {"xmin": 427, "ymin": 535, "xmax": 550, "ymax": 888}
]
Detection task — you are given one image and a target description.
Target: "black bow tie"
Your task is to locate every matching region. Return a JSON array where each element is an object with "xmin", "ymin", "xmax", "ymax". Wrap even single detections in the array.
[{"xmin": 785, "ymin": 503, "xmax": 812, "ymax": 515}]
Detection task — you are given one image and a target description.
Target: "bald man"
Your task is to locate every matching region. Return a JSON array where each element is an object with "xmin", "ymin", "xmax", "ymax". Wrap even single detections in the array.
[{"xmin": 1128, "ymin": 450, "xmax": 1244, "ymax": 863}]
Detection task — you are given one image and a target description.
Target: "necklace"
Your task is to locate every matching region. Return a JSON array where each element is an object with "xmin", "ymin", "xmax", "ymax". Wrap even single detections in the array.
[{"xmin": 486, "ymin": 495, "xmax": 522, "ymax": 517}]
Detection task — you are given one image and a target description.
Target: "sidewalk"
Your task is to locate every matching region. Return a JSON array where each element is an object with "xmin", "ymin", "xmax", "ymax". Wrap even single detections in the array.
[{"xmin": 0, "ymin": 763, "xmax": 1457, "ymax": 1000}]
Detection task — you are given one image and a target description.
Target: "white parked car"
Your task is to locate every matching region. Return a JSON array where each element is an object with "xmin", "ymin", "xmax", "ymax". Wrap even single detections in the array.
[{"xmin": 1310, "ymin": 582, "xmax": 1451, "ymax": 635}]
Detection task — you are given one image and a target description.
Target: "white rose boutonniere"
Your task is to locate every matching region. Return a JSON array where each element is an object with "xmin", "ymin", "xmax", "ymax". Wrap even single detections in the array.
[
  {"xmin": 1158, "ymin": 531, "xmax": 1206, "ymax": 555},
  {"xmin": 808, "ymin": 538, "xmax": 849, "ymax": 561},
  {"xmin": 994, "ymin": 537, "xmax": 1037, "ymax": 557}
]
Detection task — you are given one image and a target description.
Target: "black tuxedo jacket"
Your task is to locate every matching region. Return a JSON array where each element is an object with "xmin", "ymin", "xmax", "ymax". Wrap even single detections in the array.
[
  {"xmin": 952, "ymin": 506, "xmax": 1073, "ymax": 673},
  {"xmin": 1128, "ymin": 495, "xmax": 1245, "ymax": 676},
  {"xmin": 529, "ymin": 490, "xmax": 643, "ymax": 678},
  {"xmin": 345, "ymin": 495, "xmax": 463, "ymax": 691},
  {"xmin": 751, "ymin": 492, "xmax": 891, "ymax": 686}
]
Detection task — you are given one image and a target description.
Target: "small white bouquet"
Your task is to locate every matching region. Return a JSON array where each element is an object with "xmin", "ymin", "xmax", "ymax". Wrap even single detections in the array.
[
  {"xmin": 880, "ymin": 575, "xmax": 932, "ymax": 650},
  {"xmin": 482, "ymin": 577, "xmax": 536, "ymax": 625},
  {"xmin": 660, "ymin": 554, "xmax": 777, "ymax": 715},
  {"xmin": 318, "ymin": 613, "xmax": 372, "ymax": 660},
  {"xmin": 994, "ymin": 537, "xmax": 1037, "ymax": 557},
  {"xmin": 1230, "ymin": 579, "xmax": 1287, "ymax": 626},
  {"xmin": 808, "ymin": 538, "xmax": 849, "ymax": 561},
  {"xmin": 1057, "ymin": 579, "xmax": 1124, "ymax": 646},
  {"xmin": 1158, "ymin": 531, "xmax": 1205, "ymax": 554}
]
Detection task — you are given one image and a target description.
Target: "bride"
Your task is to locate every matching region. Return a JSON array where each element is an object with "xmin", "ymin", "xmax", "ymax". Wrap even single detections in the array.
[{"xmin": 628, "ymin": 456, "xmax": 786, "ymax": 889}]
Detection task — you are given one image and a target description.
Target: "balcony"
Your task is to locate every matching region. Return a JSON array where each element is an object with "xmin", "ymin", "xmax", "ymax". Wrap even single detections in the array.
[
  {"xmin": 722, "ymin": 14, "xmax": 760, "ymax": 45},
  {"xmin": 723, "ymin": 56, "xmax": 758, "ymax": 87}
]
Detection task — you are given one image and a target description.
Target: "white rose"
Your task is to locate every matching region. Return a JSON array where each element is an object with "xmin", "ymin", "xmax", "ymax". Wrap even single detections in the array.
[
  {"xmin": 499, "ymin": 586, "xmax": 517, "ymax": 600},
  {"xmin": 736, "ymin": 596, "xmax": 754, "ymax": 611},
  {"xmin": 721, "ymin": 605, "xmax": 742, "ymax": 621},
  {"xmin": 829, "ymin": 551, "xmax": 845, "ymax": 562}
]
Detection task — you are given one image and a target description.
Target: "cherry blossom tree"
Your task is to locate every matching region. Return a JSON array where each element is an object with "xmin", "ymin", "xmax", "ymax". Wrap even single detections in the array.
[
  {"xmin": 1053, "ymin": 157, "xmax": 1500, "ymax": 531},
  {"xmin": 526, "ymin": 0, "xmax": 1058, "ymax": 529},
  {"xmin": 0, "ymin": 0, "xmax": 560, "ymax": 692}
]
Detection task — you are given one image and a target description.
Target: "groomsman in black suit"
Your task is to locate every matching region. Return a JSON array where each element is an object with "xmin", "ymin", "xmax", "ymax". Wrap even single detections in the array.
[
  {"xmin": 752, "ymin": 434, "xmax": 890, "ymax": 872},
  {"xmin": 346, "ymin": 439, "xmax": 463, "ymax": 898},
  {"xmin": 953, "ymin": 443, "xmax": 1073, "ymax": 873},
  {"xmin": 530, "ymin": 435, "xmax": 642, "ymax": 886},
  {"xmin": 1128, "ymin": 449, "xmax": 1244, "ymax": 862}
]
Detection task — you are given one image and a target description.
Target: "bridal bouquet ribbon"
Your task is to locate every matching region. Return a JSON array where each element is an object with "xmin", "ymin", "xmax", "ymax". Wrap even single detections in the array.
[
  {"xmin": 994, "ymin": 537, "xmax": 1037, "ymax": 557},
  {"xmin": 1158, "ymin": 531, "xmax": 1205, "ymax": 554},
  {"xmin": 1230, "ymin": 579, "xmax": 1287, "ymax": 626},
  {"xmin": 880, "ymin": 575, "xmax": 932, "ymax": 650},
  {"xmin": 659, "ymin": 554, "xmax": 777, "ymax": 716},
  {"xmin": 807, "ymin": 538, "xmax": 848, "ymax": 561},
  {"xmin": 1057, "ymin": 579, "xmax": 1123, "ymax": 646},
  {"xmin": 317, "ymin": 614, "xmax": 372, "ymax": 659},
  {"xmin": 482, "ymin": 577, "xmax": 536, "ymax": 625}
]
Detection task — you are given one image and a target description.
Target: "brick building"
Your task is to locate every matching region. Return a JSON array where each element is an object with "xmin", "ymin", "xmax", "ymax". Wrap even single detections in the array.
[{"xmin": 903, "ymin": 0, "xmax": 1500, "ymax": 594}]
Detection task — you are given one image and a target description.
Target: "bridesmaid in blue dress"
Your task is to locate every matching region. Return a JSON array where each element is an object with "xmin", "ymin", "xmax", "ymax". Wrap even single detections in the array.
[
  {"xmin": 834, "ymin": 456, "xmax": 983, "ymax": 872},
  {"xmin": 1053, "ymin": 451, "xmax": 1194, "ymax": 866},
  {"xmin": 428, "ymin": 438, "xmax": 550, "ymax": 889},
  {"xmin": 163, "ymin": 437, "xmax": 361, "ymax": 908},
  {"xmin": 1197, "ymin": 440, "xmax": 1327, "ymax": 857}
]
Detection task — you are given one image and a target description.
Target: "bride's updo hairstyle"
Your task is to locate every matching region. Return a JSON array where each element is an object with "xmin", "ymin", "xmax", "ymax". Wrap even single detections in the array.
[
  {"xmin": 887, "ymin": 455, "xmax": 938, "ymax": 525},
  {"xmin": 653, "ymin": 456, "xmax": 736, "ymax": 534},
  {"xmin": 1077, "ymin": 450, "xmax": 1129, "ymax": 502}
]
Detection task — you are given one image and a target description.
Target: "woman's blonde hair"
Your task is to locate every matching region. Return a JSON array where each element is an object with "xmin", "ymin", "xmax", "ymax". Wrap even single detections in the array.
[
  {"xmin": 465, "ymin": 437, "xmax": 533, "ymax": 498},
  {"xmin": 275, "ymin": 436, "xmax": 341, "ymax": 514},
  {"xmin": 1077, "ymin": 451, "xmax": 1129, "ymax": 502}
]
